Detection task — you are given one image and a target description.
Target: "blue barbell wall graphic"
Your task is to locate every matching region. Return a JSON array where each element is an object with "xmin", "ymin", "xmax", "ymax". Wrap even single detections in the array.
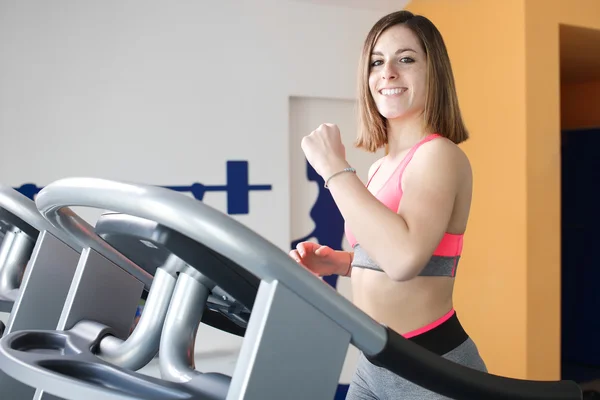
[{"xmin": 14, "ymin": 161, "xmax": 271, "ymax": 215}]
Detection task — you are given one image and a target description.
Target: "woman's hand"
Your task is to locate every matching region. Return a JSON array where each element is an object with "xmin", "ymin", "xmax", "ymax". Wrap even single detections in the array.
[
  {"xmin": 289, "ymin": 241, "xmax": 352, "ymax": 277},
  {"xmin": 301, "ymin": 123, "xmax": 350, "ymax": 180}
]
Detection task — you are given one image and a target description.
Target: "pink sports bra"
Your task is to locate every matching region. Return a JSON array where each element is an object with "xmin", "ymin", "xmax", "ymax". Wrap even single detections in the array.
[{"xmin": 344, "ymin": 133, "xmax": 463, "ymax": 277}]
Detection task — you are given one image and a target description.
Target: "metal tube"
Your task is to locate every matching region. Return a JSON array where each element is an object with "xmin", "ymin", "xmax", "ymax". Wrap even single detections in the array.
[
  {"xmin": 96, "ymin": 266, "xmax": 177, "ymax": 370},
  {"xmin": 0, "ymin": 228, "xmax": 35, "ymax": 300},
  {"xmin": 0, "ymin": 185, "xmax": 81, "ymax": 252},
  {"xmin": 54, "ymin": 207, "xmax": 154, "ymax": 288},
  {"xmin": 161, "ymin": 253, "xmax": 189, "ymax": 277},
  {"xmin": 159, "ymin": 269, "xmax": 213, "ymax": 382}
]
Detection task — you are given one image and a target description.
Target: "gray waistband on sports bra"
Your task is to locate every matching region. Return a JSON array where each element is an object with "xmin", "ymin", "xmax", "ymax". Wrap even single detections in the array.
[{"xmin": 350, "ymin": 244, "xmax": 459, "ymax": 277}]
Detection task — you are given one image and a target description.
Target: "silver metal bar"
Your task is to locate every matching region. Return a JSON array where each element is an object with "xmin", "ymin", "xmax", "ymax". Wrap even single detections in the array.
[
  {"xmin": 97, "ymin": 266, "xmax": 177, "ymax": 370},
  {"xmin": 35, "ymin": 177, "xmax": 387, "ymax": 355},
  {"xmin": 159, "ymin": 270, "xmax": 212, "ymax": 382},
  {"xmin": 161, "ymin": 253, "xmax": 189, "ymax": 277},
  {"xmin": 0, "ymin": 185, "xmax": 80, "ymax": 252},
  {"xmin": 0, "ymin": 228, "xmax": 34, "ymax": 300},
  {"xmin": 48, "ymin": 207, "xmax": 153, "ymax": 288}
]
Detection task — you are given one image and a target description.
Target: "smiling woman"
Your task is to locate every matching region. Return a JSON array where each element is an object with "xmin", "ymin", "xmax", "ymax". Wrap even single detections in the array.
[{"xmin": 292, "ymin": 9, "xmax": 486, "ymax": 399}]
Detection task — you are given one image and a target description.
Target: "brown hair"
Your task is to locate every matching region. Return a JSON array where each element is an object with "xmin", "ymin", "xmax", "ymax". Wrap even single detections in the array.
[{"xmin": 355, "ymin": 10, "xmax": 468, "ymax": 152}]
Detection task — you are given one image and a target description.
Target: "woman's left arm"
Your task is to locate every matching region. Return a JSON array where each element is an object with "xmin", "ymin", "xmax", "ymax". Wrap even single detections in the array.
[{"xmin": 301, "ymin": 124, "xmax": 465, "ymax": 281}]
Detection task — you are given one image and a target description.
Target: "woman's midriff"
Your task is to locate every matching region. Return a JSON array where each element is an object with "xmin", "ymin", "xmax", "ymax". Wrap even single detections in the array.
[{"xmin": 350, "ymin": 268, "xmax": 455, "ymax": 336}]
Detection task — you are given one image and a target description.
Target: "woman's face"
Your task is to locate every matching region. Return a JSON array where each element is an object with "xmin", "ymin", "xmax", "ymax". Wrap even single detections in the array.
[{"xmin": 368, "ymin": 24, "xmax": 427, "ymax": 121}]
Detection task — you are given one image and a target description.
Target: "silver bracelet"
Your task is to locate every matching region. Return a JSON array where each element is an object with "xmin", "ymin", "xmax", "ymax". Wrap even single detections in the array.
[{"xmin": 324, "ymin": 167, "xmax": 356, "ymax": 188}]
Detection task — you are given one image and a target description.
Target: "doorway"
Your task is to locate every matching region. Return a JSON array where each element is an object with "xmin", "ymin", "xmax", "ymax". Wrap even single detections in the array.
[{"xmin": 559, "ymin": 23, "xmax": 600, "ymax": 383}]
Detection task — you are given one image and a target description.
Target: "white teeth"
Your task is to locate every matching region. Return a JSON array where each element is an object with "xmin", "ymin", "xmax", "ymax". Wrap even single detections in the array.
[{"xmin": 380, "ymin": 88, "xmax": 404, "ymax": 96}]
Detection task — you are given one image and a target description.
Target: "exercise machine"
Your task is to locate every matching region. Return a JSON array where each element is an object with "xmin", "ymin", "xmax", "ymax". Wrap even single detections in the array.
[
  {"xmin": 0, "ymin": 184, "xmax": 85, "ymax": 398},
  {"xmin": 0, "ymin": 184, "xmax": 87, "ymax": 329},
  {"xmin": 0, "ymin": 188, "xmax": 37, "ymax": 314},
  {"xmin": 0, "ymin": 184, "xmax": 171, "ymax": 399},
  {"xmin": 0, "ymin": 177, "xmax": 585, "ymax": 399},
  {"xmin": 1, "ymin": 192, "xmax": 256, "ymax": 399}
]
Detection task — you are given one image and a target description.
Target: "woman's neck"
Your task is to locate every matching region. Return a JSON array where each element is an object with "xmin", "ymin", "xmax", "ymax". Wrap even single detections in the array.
[{"xmin": 385, "ymin": 115, "xmax": 431, "ymax": 158}]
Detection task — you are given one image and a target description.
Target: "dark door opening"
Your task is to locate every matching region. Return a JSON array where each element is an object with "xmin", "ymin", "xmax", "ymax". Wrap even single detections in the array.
[
  {"xmin": 559, "ymin": 23, "xmax": 600, "ymax": 384},
  {"xmin": 561, "ymin": 127, "xmax": 600, "ymax": 383}
]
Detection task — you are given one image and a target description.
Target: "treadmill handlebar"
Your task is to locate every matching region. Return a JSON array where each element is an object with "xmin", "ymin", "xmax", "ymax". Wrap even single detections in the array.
[
  {"xmin": 35, "ymin": 177, "xmax": 387, "ymax": 356},
  {"xmin": 39, "ymin": 203, "xmax": 153, "ymax": 289},
  {"xmin": 0, "ymin": 185, "xmax": 81, "ymax": 251},
  {"xmin": 368, "ymin": 326, "xmax": 582, "ymax": 400}
]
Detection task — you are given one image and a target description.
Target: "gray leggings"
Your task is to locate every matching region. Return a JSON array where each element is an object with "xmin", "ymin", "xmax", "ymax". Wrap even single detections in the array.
[{"xmin": 346, "ymin": 337, "xmax": 488, "ymax": 399}]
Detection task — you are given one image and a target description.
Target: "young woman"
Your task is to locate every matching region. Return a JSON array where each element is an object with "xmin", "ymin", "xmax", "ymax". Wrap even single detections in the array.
[{"xmin": 291, "ymin": 10, "xmax": 488, "ymax": 399}]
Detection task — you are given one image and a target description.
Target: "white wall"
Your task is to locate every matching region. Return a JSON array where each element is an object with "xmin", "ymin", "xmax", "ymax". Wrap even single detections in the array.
[
  {"xmin": 0, "ymin": 0, "xmax": 405, "ymax": 390},
  {"xmin": 0, "ymin": 0, "xmax": 393, "ymax": 250}
]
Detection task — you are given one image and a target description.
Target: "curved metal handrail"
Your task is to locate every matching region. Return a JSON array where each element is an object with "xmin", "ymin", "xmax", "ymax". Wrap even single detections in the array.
[
  {"xmin": 34, "ymin": 177, "xmax": 385, "ymax": 355},
  {"xmin": 0, "ymin": 185, "xmax": 80, "ymax": 251}
]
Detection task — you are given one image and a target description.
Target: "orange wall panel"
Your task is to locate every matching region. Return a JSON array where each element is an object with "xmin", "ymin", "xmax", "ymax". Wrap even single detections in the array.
[
  {"xmin": 405, "ymin": 0, "xmax": 529, "ymax": 380},
  {"xmin": 406, "ymin": 0, "xmax": 600, "ymax": 381}
]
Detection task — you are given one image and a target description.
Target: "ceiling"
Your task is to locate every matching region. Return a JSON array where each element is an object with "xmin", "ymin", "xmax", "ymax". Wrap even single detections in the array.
[
  {"xmin": 560, "ymin": 24, "xmax": 600, "ymax": 84},
  {"xmin": 289, "ymin": 0, "xmax": 410, "ymax": 12}
]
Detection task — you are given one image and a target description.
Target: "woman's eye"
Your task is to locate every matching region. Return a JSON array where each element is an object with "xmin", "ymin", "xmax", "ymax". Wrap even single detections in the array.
[{"xmin": 371, "ymin": 57, "xmax": 414, "ymax": 68}]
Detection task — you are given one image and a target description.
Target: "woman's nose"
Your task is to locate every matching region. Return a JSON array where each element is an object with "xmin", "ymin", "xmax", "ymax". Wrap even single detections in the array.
[{"xmin": 382, "ymin": 64, "xmax": 398, "ymax": 80}]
